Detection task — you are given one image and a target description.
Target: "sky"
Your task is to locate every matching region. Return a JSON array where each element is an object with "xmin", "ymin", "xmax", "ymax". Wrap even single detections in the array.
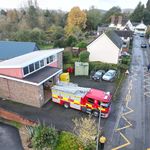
[{"xmin": 0, "ymin": 0, "xmax": 148, "ymax": 11}]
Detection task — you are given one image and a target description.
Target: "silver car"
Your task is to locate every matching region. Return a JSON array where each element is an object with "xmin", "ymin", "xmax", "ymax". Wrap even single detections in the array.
[{"xmin": 102, "ymin": 70, "xmax": 117, "ymax": 81}]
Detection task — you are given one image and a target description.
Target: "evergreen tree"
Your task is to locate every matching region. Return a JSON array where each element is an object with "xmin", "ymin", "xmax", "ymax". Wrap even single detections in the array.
[{"xmin": 130, "ymin": 2, "xmax": 145, "ymax": 22}]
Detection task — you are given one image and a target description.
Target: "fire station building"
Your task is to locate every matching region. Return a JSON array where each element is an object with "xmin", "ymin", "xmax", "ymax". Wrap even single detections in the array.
[{"xmin": 0, "ymin": 49, "xmax": 63, "ymax": 107}]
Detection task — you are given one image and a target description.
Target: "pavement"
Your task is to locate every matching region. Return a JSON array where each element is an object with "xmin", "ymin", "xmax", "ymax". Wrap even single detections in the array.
[{"xmin": 0, "ymin": 122, "xmax": 23, "ymax": 150}]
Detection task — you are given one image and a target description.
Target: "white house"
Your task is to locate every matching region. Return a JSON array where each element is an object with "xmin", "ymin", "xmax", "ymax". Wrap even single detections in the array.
[
  {"xmin": 134, "ymin": 21, "xmax": 147, "ymax": 35},
  {"xmin": 87, "ymin": 30, "xmax": 123, "ymax": 64}
]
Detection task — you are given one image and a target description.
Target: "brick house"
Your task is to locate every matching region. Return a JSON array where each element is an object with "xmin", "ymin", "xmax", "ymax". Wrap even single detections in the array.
[{"xmin": 0, "ymin": 49, "xmax": 63, "ymax": 107}]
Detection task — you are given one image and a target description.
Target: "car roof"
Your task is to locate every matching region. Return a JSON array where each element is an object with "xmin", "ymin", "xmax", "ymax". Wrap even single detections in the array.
[{"xmin": 107, "ymin": 70, "xmax": 116, "ymax": 73}]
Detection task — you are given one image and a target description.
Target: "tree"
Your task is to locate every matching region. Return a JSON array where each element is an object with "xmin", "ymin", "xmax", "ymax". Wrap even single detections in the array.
[
  {"xmin": 26, "ymin": 0, "xmax": 39, "ymax": 29},
  {"xmin": 86, "ymin": 6, "xmax": 102, "ymax": 30},
  {"xmin": 130, "ymin": 2, "xmax": 145, "ymax": 22},
  {"xmin": 101, "ymin": 6, "xmax": 121, "ymax": 23},
  {"xmin": 65, "ymin": 7, "xmax": 87, "ymax": 36},
  {"xmin": 143, "ymin": 9, "xmax": 150, "ymax": 25},
  {"xmin": 73, "ymin": 116, "xmax": 98, "ymax": 148},
  {"xmin": 146, "ymin": 0, "xmax": 150, "ymax": 11},
  {"xmin": 79, "ymin": 51, "xmax": 90, "ymax": 62}
]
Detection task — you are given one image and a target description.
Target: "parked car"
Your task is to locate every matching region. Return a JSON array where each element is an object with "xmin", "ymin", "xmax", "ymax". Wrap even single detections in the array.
[
  {"xmin": 102, "ymin": 70, "xmax": 117, "ymax": 82},
  {"xmin": 91, "ymin": 70, "xmax": 105, "ymax": 81},
  {"xmin": 141, "ymin": 43, "xmax": 147, "ymax": 48}
]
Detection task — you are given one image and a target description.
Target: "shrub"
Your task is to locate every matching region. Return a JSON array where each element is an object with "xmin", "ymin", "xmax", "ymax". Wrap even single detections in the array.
[
  {"xmin": 56, "ymin": 131, "xmax": 84, "ymax": 150},
  {"xmin": 66, "ymin": 35, "xmax": 77, "ymax": 47},
  {"xmin": 79, "ymin": 51, "xmax": 90, "ymax": 62},
  {"xmin": 121, "ymin": 56, "xmax": 131, "ymax": 65},
  {"xmin": 76, "ymin": 41, "xmax": 87, "ymax": 48},
  {"xmin": 31, "ymin": 124, "xmax": 58, "ymax": 150},
  {"xmin": 89, "ymin": 61, "xmax": 118, "ymax": 72},
  {"xmin": 118, "ymin": 63, "xmax": 129, "ymax": 72},
  {"xmin": 63, "ymin": 51, "xmax": 72, "ymax": 64},
  {"xmin": 73, "ymin": 116, "xmax": 97, "ymax": 148}
]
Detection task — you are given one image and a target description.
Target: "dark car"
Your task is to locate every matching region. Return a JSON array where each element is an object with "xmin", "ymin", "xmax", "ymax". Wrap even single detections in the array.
[
  {"xmin": 91, "ymin": 70, "xmax": 105, "ymax": 81},
  {"xmin": 141, "ymin": 43, "xmax": 147, "ymax": 48}
]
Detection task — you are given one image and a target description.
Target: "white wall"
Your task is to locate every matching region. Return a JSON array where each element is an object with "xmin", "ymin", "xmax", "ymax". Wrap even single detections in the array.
[{"xmin": 87, "ymin": 34, "xmax": 120, "ymax": 64}]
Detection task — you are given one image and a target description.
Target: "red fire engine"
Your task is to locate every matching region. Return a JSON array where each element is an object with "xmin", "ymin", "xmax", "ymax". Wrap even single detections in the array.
[{"xmin": 51, "ymin": 82, "xmax": 112, "ymax": 118}]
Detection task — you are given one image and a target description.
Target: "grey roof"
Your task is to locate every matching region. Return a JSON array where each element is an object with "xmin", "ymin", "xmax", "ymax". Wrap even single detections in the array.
[
  {"xmin": 114, "ymin": 30, "xmax": 133, "ymax": 38},
  {"xmin": 24, "ymin": 66, "xmax": 61, "ymax": 84},
  {"xmin": 0, "ymin": 41, "xmax": 39, "ymax": 60},
  {"xmin": 105, "ymin": 30, "xmax": 123, "ymax": 49}
]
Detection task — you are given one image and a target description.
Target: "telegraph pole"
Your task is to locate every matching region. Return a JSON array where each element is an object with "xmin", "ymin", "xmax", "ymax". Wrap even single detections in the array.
[{"xmin": 96, "ymin": 109, "xmax": 101, "ymax": 150}]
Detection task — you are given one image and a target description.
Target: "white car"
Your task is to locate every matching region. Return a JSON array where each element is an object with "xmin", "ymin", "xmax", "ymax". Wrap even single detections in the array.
[{"xmin": 102, "ymin": 70, "xmax": 117, "ymax": 81}]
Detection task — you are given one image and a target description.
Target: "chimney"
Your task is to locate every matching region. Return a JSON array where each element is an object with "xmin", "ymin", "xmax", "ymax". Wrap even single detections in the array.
[
  {"xmin": 118, "ymin": 16, "xmax": 123, "ymax": 25},
  {"xmin": 111, "ymin": 15, "xmax": 115, "ymax": 24}
]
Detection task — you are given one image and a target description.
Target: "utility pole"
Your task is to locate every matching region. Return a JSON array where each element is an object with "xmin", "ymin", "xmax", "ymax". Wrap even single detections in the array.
[{"xmin": 96, "ymin": 108, "xmax": 101, "ymax": 150}]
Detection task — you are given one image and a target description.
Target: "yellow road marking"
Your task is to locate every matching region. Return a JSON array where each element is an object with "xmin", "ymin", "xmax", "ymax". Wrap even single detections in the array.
[
  {"xmin": 115, "ymin": 115, "xmax": 132, "ymax": 131},
  {"xmin": 112, "ymin": 132, "xmax": 131, "ymax": 150}
]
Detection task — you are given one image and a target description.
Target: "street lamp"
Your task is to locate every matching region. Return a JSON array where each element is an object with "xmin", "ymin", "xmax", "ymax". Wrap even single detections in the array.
[{"xmin": 96, "ymin": 107, "xmax": 102, "ymax": 150}]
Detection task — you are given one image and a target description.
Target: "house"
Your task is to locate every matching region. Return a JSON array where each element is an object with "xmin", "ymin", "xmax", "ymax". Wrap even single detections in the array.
[
  {"xmin": 0, "ymin": 48, "xmax": 63, "ymax": 107},
  {"xmin": 87, "ymin": 30, "xmax": 123, "ymax": 64},
  {"xmin": 0, "ymin": 41, "xmax": 39, "ymax": 61},
  {"xmin": 109, "ymin": 15, "xmax": 134, "ymax": 31},
  {"xmin": 114, "ymin": 30, "xmax": 133, "ymax": 51},
  {"xmin": 134, "ymin": 21, "xmax": 147, "ymax": 36}
]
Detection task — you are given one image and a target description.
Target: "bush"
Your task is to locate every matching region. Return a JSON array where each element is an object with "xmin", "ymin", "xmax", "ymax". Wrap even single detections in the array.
[
  {"xmin": 66, "ymin": 35, "xmax": 77, "ymax": 47},
  {"xmin": 89, "ymin": 61, "xmax": 118, "ymax": 72},
  {"xmin": 79, "ymin": 51, "xmax": 90, "ymax": 62},
  {"xmin": 31, "ymin": 124, "xmax": 58, "ymax": 150},
  {"xmin": 118, "ymin": 63, "xmax": 129, "ymax": 72},
  {"xmin": 63, "ymin": 63, "xmax": 74, "ymax": 71},
  {"xmin": 76, "ymin": 41, "xmax": 87, "ymax": 48},
  {"xmin": 56, "ymin": 131, "xmax": 84, "ymax": 150},
  {"xmin": 121, "ymin": 56, "xmax": 131, "ymax": 65},
  {"xmin": 63, "ymin": 51, "xmax": 72, "ymax": 64}
]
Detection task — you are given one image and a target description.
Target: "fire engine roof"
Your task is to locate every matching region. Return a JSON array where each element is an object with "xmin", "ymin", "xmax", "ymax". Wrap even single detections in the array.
[{"xmin": 86, "ymin": 89, "xmax": 112, "ymax": 103}]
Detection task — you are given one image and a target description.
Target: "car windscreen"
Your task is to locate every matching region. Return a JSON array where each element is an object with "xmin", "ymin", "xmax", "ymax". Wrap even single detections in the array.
[{"xmin": 101, "ymin": 102, "xmax": 110, "ymax": 108}]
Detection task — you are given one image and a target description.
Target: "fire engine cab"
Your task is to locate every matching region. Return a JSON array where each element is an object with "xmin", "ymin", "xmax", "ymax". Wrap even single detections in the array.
[{"xmin": 51, "ymin": 82, "xmax": 112, "ymax": 118}]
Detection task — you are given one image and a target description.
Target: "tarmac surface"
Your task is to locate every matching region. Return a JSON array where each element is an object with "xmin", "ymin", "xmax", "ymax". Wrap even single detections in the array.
[{"xmin": 0, "ymin": 122, "xmax": 23, "ymax": 150}]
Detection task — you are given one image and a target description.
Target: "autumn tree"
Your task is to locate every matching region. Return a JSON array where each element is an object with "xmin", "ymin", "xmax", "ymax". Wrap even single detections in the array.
[{"xmin": 65, "ymin": 7, "xmax": 87, "ymax": 37}]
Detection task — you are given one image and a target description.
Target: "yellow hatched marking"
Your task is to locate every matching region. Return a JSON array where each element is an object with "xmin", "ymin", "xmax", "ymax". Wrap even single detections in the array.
[
  {"xmin": 115, "ymin": 115, "xmax": 132, "ymax": 131},
  {"xmin": 112, "ymin": 132, "xmax": 131, "ymax": 150}
]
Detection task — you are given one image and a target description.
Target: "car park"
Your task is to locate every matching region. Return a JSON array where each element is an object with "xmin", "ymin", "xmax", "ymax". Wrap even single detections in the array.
[
  {"xmin": 91, "ymin": 70, "xmax": 105, "ymax": 81},
  {"xmin": 102, "ymin": 69, "xmax": 117, "ymax": 82},
  {"xmin": 141, "ymin": 43, "xmax": 147, "ymax": 48}
]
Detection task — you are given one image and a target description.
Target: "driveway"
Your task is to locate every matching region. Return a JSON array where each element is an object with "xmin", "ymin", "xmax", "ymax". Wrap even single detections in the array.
[{"xmin": 0, "ymin": 122, "xmax": 23, "ymax": 150}]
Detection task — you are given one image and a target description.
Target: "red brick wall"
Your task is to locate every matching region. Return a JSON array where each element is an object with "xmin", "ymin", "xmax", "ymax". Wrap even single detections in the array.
[
  {"xmin": 0, "ymin": 68, "xmax": 23, "ymax": 78},
  {"xmin": 0, "ymin": 78, "xmax": 45, "ymax": 107},
  {"xmin": 0, "ymin": 108, "xmax": 37, "ymax": 126}
]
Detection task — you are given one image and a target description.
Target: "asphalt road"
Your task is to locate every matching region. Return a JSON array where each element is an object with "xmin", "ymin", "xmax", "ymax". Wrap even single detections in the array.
[
  {"xmin": 0, "ymin": 122, "xmax": 23, "ymax": 150},
  {"xmin": 107, "ymin": 35, "xmax": 150, "ymax": 150}
]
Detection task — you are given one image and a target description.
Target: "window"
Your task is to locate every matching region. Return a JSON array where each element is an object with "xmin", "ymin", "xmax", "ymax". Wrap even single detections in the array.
[
  {"xmin": 50, "ymin": 56, "xmax": 53, "ymax": 62},
  {"xmin": 40, "ymin": 60, "xmax": 44, "ymax": 67},
  {"xmin": 87, "ymin": 98, "xmax": 94, "ymax": 104},
  {"xmin": 23, "ymin": 66, "xmax": 29, "ymax": 75},
  {"xmin": 47, "ymin": 57, "xmax": 50, "ymax": 64},
  {"xmin": 29, "ymin": 63, "xmax": 34, "ymax": 72},
  {"xmin": 35, "ymin": 61, "xmax": 40, "ymax": 70}
]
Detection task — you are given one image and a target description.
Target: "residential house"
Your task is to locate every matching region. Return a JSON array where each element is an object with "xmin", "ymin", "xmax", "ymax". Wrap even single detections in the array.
[
  {"xmin": 0, "ymin": 49, "xmax": 63, "ymax": 107},
  {"xmin": 87, "ymin": 30, "xmax": 123, "ymax": 64},
  {"xmin": 0, "ymin": 41, "xmax": 39, "ymax": 61},
  {"xmin": 134, "ymin": 21, "xmax": 147, "ymax": 36},
  {"xmin": 114, "ymin": 30, "xmax": 133, "ymax": 51},
  {"xmin": 109, "ymin": 15, "xmax": 134, "ymax": 31}
]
